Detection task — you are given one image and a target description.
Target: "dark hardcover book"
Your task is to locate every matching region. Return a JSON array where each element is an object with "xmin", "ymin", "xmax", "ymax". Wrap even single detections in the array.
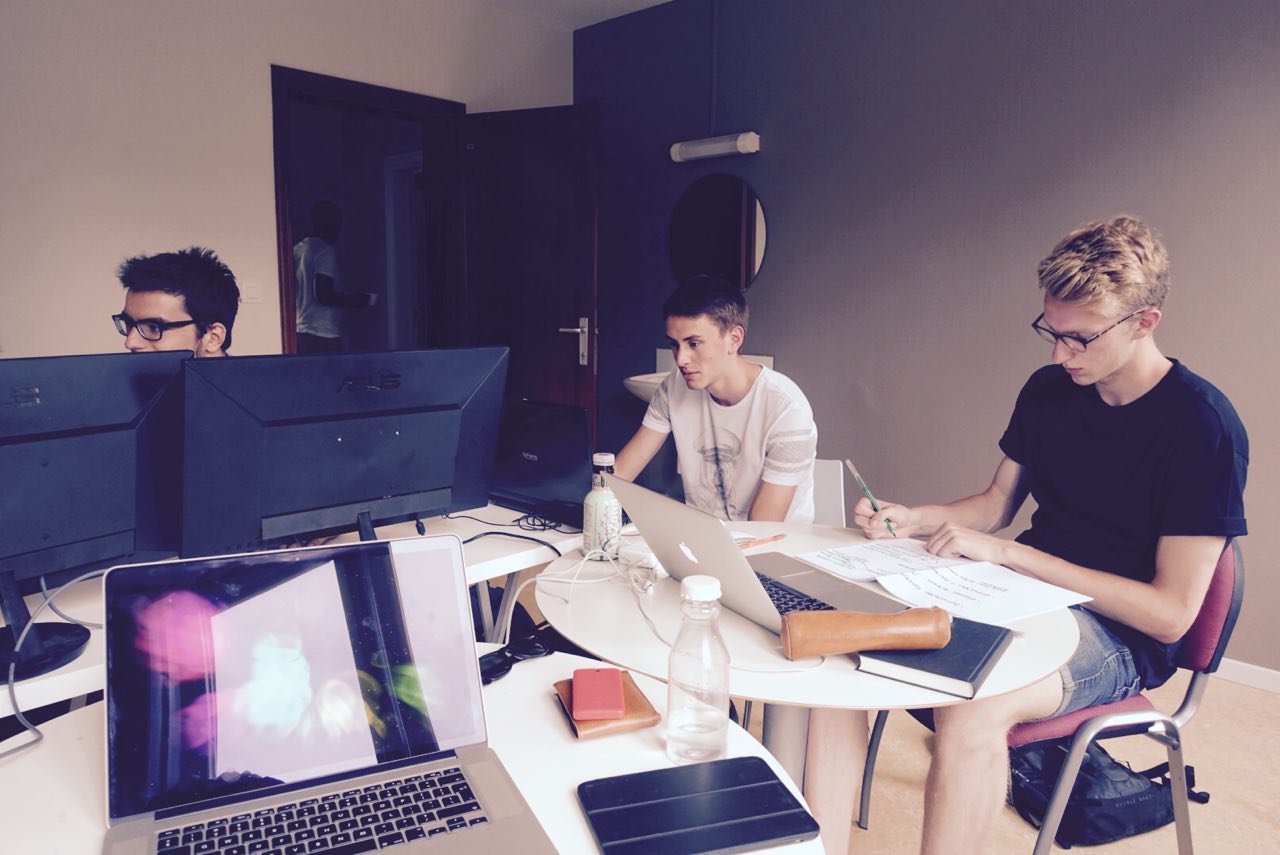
[{"xmin": 855, "ymin": 616, "xmax": 1013, "ymax": 698}]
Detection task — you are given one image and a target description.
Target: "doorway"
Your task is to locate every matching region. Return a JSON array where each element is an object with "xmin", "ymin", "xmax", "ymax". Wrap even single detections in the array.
[
  {"xmin": 271, "ymin": 65, "xmax": 463, "ymax": 355},
  {"xmin": 271, "ymin": 67, "xmax": 599, "ymax": 433}
]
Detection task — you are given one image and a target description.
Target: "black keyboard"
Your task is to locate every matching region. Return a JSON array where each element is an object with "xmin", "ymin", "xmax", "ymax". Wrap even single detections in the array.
[
  {"xmin": 155, "ymin": 766, "xmax": 488, "ymax": 855},
  {"xmin": 756, "ymin": 573, "xmax": 835, "ymax": 615}
]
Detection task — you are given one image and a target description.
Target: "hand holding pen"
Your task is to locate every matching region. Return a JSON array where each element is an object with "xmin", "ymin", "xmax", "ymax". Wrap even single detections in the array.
[{"xmin": 845, "ymin": 458, "xmax": 897, "ymax": 537}]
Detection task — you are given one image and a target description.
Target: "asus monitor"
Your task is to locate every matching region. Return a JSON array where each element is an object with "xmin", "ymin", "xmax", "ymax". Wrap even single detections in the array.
[
  {"xmin": 1, "ymin": 351, "xmax": 185, "ymax": 678},
  {"xmin": 180, "ymin": 348, "xmax": 508, "ymax": 558}
]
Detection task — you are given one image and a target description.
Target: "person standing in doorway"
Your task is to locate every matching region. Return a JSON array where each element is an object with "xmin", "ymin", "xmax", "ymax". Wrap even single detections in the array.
[{"xmin": 294, "ymin": 200, "xmax": 376, "ymax": 353}]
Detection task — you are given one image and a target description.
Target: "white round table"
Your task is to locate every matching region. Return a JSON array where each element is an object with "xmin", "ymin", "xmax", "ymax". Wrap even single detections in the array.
[{"xmin": 535, "ymin": 521, "xmax": 1080, "ymax": 780}]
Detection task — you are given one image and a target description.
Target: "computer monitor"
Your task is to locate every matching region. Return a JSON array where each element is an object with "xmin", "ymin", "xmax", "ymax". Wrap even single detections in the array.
[
  {"xmin": 0, "ymin": 351, "xmax": 186, "ymax": 678},
  {"xmin": 180, "ymin": 347, "xmax": 509, "ymax": 558}
]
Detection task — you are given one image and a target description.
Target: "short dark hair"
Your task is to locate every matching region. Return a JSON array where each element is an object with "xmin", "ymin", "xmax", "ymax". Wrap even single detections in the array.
[
  {"xmin": 118, "ymin": 247, "xmax": 241, "ymax": 351},
  {"xmin": 661, "ymin": 275, "xmax": 748, "ymax": 335},
  {"xmin": 309, "ymin": 200, "xmax": 343, "ymax": 239}
]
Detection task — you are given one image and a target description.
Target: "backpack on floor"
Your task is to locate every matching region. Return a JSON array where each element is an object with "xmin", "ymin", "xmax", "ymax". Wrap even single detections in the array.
[{"xmin": 1008, "ymin": 738, "xmax": 1209, "ymax": 848}]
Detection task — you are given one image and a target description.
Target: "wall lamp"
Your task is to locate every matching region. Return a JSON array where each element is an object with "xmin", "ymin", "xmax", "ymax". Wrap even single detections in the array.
[{"xmin": 670, "ymin": 131, "xmax": 760, "ymax": 163}]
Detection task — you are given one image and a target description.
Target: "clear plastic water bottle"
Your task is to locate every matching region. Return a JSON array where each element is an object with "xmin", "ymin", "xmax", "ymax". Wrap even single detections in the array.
[
  {"xmin": 582, "ymin": 452, "xmax": 621, "ymax": 560},
  {"xmin": 666, "ymin": 574, "xmax": 731, "ymax": 764}
]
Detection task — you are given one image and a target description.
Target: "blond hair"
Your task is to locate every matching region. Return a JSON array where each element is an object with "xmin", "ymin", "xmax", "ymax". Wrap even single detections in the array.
[{"xmin": 1037, "ymin": 216, "xmax": 1169, "ymax": 312}]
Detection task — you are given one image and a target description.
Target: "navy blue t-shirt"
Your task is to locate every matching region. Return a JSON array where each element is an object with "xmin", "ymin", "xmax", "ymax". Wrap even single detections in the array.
[{"xmin": 999, "ymin": 360, "xmax": 1247, "ymax": 687}]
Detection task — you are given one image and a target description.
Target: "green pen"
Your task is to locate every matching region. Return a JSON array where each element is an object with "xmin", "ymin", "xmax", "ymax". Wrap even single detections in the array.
[{"xmin": 845, "ymin": 458, "xmax": 896, "ymax": 537}]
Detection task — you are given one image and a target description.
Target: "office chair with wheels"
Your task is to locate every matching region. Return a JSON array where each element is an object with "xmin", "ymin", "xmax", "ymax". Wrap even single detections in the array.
[{"xmin": 858, "ymin": 539, "xmax": 1243, "ymax": 855}]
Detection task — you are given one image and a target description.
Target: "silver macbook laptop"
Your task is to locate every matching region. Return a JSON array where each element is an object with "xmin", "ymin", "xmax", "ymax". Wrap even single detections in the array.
[
  {"xmin": 101, "ymin": 535, "xmax": 555, "ymax": 854},
  {"xmin": 604, "ymin": 474, "xmax": 901, "ymax": 634}
]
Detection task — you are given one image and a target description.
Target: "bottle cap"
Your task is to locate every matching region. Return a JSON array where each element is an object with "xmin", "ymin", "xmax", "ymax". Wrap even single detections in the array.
[
  {"xmin": 680, "ymin": 574, "xmax": 721, "ymax": 601},
  {"xmin": 592, "ymin": 452, "xmax": 616, "ymax": 467}
]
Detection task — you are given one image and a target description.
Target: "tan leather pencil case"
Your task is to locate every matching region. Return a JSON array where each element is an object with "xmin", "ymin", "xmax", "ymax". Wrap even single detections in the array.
[{"xmin": 780, "ymin": 607, "xmax": 952, "ymax": 660}]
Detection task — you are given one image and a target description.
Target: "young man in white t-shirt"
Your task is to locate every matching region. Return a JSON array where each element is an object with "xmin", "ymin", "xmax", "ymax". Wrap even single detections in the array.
[{"xmin": 613, "ymin": 277, "xmax": 817, "ymax": 522}]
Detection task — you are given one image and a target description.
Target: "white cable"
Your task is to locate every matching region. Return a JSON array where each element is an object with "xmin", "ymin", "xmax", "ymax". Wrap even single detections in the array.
[
  {"xmin": 730, "ymin": 655, "xmax": 828, "ymax": 674},
  {"xmin": 40, "ymin": 576, "xmax": 102, "ymax": 629},
  {"xmin": 2, "ymin": 568, "xmax": 105, "ymax": 761},
  {"xmin": 536, "ymin": 540, "xmax": 826, "ymax": 671},
  {"xmin": 532, "ymin": 546, "xmax": 633, "ymax": 597}
]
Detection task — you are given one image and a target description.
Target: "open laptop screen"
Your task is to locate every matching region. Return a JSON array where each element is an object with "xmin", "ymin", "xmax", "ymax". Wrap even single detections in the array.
[{"xmin": 104, "ymin": 537, "xmax": 482, "ymax": 820}]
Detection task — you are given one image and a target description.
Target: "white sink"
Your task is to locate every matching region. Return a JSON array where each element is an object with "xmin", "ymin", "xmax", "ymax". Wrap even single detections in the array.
[{"xmin": 623, "ymin": 372, "xmax": 667, "ymax": 402}]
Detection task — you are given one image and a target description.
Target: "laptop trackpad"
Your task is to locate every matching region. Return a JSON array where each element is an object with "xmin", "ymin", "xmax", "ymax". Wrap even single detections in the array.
[{"xmin": 746, "ymin": 552, "xmax": 905, "ymax": 614}]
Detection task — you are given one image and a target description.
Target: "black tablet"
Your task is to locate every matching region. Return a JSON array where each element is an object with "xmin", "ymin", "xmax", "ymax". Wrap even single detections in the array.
[{"xmin": 577, "ymin": 756, "xmax": 820, "ymax": 854}]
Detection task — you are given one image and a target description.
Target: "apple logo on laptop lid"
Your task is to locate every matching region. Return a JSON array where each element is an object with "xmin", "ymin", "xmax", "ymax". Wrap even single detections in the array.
[{"xmin": 678, "ymin": 542, "xmax": 699, "ymax": 564}]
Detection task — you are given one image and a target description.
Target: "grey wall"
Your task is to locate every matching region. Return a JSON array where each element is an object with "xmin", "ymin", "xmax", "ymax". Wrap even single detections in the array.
[{"xmin": 579, "ymin": 0, "xmax": 1280, "ymax": 670}]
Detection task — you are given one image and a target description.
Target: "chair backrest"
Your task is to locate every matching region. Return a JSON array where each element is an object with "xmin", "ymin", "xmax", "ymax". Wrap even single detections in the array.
[
  {"xmin": 1175, "ymin": 539, "xmax": 1244, "ymax": 674},
  {"xmin": 812, "ymin": 458, "xmax": 846, "ymax": 527}
]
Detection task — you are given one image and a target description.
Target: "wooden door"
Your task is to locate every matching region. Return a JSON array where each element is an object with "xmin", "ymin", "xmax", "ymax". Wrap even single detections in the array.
[{"xmin": 424, "ymin": 105, "xmax": 599, "ymax": 435}]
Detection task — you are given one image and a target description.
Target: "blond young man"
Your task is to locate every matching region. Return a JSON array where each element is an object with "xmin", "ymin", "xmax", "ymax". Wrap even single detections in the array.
[
  {"xmin": 613, "ymin": 276, "xmax": 817, "ymax": 523},
  {"xmin": 805, "ymin": 216, "xmax": 1248, "ymax": 854}
]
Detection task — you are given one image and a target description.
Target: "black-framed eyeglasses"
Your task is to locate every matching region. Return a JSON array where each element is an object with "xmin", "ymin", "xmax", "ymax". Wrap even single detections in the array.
[
  {"xmin": 112, "ymin": 312, "xmax": 198, "ymax": 342},
  {"xmin": 1031, "ymin": 308, "xmax": 1145, "ymax": 353},
  {"xmin": 478, "ymin": 635, "xmax": 552, "ymax": 685}
]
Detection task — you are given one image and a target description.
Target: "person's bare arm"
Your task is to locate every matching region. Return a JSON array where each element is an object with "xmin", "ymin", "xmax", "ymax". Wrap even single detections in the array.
[
  {"xmin": 929, "ymin": 531, "xmax": 1223, "ymax": 643},
  {"xmin": 748, "ymin": 481, "xmax": 798, "ymax": 522},
  {"xmin": 612, "ymin": 426, "xmax": 666, "ymax": 481},
  {"xmin": 852, "ymin": 455, "xmax": 1030, "ymax": 538},
  {"xmin": 315, "ymin": 274, "xmax": 375, "ymax": 308}
]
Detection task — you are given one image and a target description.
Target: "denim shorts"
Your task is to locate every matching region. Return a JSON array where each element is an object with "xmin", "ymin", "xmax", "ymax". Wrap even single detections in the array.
[{"xmin": 1050, "ymin": 606, "xmax": 1143, "ymax": 718}]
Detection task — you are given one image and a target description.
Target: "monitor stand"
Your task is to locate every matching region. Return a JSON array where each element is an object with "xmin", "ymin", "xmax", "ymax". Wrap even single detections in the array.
[
  {"xmin": 357, "ymin": 511, "xmax": 376, "ymax": 543},
  {"xmin": 0, "ymin": 574, "xmax": 90, "ymax": 681}
]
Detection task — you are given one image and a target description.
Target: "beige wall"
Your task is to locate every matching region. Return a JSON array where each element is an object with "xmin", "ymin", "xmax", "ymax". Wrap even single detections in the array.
[{"xmin": 0, "ymin": 0, "xmax": 572, "ymax": 359}]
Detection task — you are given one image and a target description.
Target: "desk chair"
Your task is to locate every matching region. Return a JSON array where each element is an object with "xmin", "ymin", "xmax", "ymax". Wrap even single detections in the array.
[
  {"xmin": 811, "ymin": 459, "xmax": 846, "ymax": 527},
  {"xmin": 858, "ymin": 540, "xmax": 1243, "ymax": 855}
]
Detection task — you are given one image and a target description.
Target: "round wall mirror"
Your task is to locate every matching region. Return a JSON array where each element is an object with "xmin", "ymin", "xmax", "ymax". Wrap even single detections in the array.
[{"xmin": 668, "ymin": 174, "xmax": 767, "ymax": 289}]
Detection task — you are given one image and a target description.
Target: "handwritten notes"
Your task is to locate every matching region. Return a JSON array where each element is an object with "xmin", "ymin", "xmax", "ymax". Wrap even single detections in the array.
[
  {"xmin": 798, "ymin": 540, "xmax": 1090, "ymax": 625},
  {"xmin": 798, "ymin": 538, "xmax": 969, "ymax": 581},
  {"xmin": 876, "ymin": 562, "xmax": 1090, "ymax": 625}
]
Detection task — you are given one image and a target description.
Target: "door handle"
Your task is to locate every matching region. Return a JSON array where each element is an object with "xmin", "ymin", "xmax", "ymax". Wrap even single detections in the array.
[{"xmin": 557, "ymin": 316, "xmax": 590, "ymax": 366}]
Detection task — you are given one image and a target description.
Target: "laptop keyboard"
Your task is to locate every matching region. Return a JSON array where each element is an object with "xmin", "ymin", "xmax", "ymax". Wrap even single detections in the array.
[
  {"xmin": 756, "ymin": 573, "xmax": 835, "ymax": 615},
  {"xmin": 154, "ymin": 766, "xmax": 488, "ymax": 855}
]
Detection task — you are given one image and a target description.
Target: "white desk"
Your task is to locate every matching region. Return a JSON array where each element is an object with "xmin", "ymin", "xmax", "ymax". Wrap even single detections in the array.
[
  {"xmin": 0, "ymin": 577, "xmax": 106, "ymax": 719},
  {"xmin": 535, "ymin": 522, "xmax": 1079, "ymax": 782},
  {"xmin": 1, "ymin": 506, "xmax": 580, "ymax": 719},
  {"xmin": 334, "ymin": 505, "xmax": 582, "ymax": 640},
  {"xmin": 0, "ymin": 647, "xmax": 820, "ymax": 854}
]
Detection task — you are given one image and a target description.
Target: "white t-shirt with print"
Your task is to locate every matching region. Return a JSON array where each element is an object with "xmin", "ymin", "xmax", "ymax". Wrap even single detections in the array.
[{"xmin": 642, "ymin": 365, "xmax": 817, "ymax": 523}]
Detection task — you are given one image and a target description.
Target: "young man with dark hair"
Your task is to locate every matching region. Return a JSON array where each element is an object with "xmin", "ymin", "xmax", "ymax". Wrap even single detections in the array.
[
  {"xmin": 803, "ymin": 216, "xmax": 1248, "ymax": 855},
  {"xmin": 113, "ymin": 246, "xmax": 240, "ymax": 357},
  {"xmin": 613, "ymin": 276, "xmax": 818, "ymax": 522}
]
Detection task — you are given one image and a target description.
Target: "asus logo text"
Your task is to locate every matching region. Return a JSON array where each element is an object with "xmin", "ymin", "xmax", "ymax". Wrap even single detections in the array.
[{"xmin": 336, "ymin": 372, "xmax": 402, "ymax": 392}]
